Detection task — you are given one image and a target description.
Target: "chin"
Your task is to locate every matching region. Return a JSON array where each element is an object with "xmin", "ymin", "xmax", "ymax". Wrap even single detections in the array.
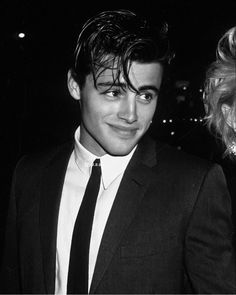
[
  {"xmin": 112, "ymin": 151, "xmax": 132, "ymax": 157},
  {"xmin": 106, "ymin": 144, "xmax": 136, "ymax": 157}
]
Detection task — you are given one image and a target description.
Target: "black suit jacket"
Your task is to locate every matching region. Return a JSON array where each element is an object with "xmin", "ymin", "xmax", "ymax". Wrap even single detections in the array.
[{"xmin": 1, "ymin": 136, "xmax": 236, "ymax": 294}]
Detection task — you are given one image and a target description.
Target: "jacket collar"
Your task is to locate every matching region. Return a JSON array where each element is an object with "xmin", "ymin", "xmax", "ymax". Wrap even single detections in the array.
[
  {"xmin": 39, "ymin": 142, "xmax": 74, "ymax": 294},
  {"xmin": 90, "ymin": 135, "xmax": 159, "ymax": 293}
]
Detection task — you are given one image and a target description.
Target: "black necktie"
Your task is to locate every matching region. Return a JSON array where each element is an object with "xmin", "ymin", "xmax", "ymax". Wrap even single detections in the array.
[{"xmin": 67, "ymin": 158, "xmax": 101, "ymax": 294}]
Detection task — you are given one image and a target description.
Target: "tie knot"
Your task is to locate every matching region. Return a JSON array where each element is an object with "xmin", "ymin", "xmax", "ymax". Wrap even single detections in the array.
[{"xmin": 93, "ymin": 159, "xmax": 100, "ymax": 166}]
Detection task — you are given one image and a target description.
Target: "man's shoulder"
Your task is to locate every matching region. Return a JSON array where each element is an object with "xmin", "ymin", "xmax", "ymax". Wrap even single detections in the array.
[
  {"xmin": 154, "ymin": 139, "xmax": 218, "ymax": 176},
  {"xmin": 14, "ymin": 141, "xmax": 73, "ymax": 181},
  {"xmin": 152, "ymin": 140, "xmax": 227, "ymax": 201}
]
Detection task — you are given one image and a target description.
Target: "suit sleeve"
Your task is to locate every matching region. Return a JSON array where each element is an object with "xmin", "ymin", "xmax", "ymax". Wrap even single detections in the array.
[
  {"xmin": 0, "ymin": 161, "xmax": 22, "ymax": 293},
  {"xmin": 185, "ymin": 163, "xmax": 236, "ymax": 293}
]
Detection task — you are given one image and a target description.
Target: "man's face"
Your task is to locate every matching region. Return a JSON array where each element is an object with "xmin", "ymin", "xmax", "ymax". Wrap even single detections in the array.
[{"xmin": 78, "ymin": 61, "xmax": 163, "ymax": 156}]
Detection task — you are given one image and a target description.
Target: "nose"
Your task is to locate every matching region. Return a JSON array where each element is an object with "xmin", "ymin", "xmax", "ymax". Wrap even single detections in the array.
[{"xmin": 118, "ymin": 94, "xmax": 138, "ymax": 123}]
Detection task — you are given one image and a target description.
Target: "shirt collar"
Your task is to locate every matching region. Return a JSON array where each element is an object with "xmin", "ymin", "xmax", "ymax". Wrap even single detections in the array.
[{"xmin": 74, "ymin": 126, "xmax": 137, "ymax": 189}]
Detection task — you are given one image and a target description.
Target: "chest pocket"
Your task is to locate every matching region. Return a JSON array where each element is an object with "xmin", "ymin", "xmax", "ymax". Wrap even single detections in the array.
[{"xmin": 120, "ymin": 235, "xmax": 179, "ymax": 258}]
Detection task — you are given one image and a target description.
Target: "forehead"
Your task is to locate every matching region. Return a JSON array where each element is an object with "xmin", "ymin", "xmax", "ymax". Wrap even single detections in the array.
[{"xmin": 94, "ymin": 61, "xmax": 163, "ymax": 87}]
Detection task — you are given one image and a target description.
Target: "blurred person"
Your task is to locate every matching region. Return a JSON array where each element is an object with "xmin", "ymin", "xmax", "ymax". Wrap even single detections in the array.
[
  {"xmin": 1, "ymin": 9, "xmax": 236, "ymax": 294},
  {"xmin": 204, "ymin": 25, "xmax": 236, "ymax": 239},
  {"xmin": 204, "ymin": 26, "xmax": 236, "ymax": 158}
]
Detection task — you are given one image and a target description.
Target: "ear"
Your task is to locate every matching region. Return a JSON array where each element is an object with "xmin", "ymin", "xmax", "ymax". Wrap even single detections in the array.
[
  {"xmin": 221, "ymin": 104, "xmax": 236, "ymax": 130},
  {"xmin": 67, "ymin": 69, "xmax": 81, "ymax": 100}
]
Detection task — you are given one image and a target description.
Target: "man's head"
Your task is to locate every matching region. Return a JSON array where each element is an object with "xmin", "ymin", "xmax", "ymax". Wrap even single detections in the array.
[
  {"xmin": 68, "ymin": 9, "xmax": 172, "ymax": 156},
  {"xmin": 70, "ymin": 9, "xmax": 172, "ymax": 89}
]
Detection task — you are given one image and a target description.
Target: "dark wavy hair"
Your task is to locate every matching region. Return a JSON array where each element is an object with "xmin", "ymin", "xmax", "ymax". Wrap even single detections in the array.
[{"xmin": 70, "ymin": 9, "xmax": 173, "ymax": 90}]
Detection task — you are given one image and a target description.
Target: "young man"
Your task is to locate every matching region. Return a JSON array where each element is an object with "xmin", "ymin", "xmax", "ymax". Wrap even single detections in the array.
[{"xmin": 1, "ymin": 9, "xmax": 236, "ymax": 294}]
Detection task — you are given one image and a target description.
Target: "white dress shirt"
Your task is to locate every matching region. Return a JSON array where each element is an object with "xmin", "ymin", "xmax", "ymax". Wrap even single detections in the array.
[{"xmin": 55, "ymin": 127, "xmax": 136, "ymax": 294}]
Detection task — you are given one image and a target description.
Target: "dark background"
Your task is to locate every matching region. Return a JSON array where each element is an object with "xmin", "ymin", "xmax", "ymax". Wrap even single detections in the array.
[{"xmin": 1, "ymin": 0, "xmax": 236, "ymax": 258}]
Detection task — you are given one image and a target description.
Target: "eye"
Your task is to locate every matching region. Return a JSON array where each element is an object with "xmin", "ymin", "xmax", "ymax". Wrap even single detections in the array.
[
  {"xmin": 101, "ymin": 87, "xmax": 125, "ymax": 99},
  {"xmin": 105, "ymin": 89, "xmax": 121, "ymax": 97},
  {"xmin": 138, "ymin": 92, "xmax": 156, "ymax": 103}
]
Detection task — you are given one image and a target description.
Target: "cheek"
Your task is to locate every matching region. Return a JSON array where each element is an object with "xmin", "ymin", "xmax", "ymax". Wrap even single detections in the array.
[
  {"xmin": 82, "ymin": 99, "xmax": 101, "ymax": 118},
  {"xmin": 83, "ymin": 102, "xmax": 112, "ymax": 129},
  {"xmin": 138, "ymin": 106, "xmax": 156, "ymax": 125}
]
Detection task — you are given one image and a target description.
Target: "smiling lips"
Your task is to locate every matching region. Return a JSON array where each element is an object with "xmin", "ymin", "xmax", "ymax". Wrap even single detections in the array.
[{"xmin": 109, "ymin": 124, "xmax": 139, "ymax": 138}]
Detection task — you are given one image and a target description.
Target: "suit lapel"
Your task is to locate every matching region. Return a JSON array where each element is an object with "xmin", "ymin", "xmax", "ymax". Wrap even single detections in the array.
[
  {"xmin": 39, "ymin": 143, "xmax": 73, "ymax": 294},
  {"xmin": 90, "ymin": 136, "xmax": 159, "ymax": 293}
]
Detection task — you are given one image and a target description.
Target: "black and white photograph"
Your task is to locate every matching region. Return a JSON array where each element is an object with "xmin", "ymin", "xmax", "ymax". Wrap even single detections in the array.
[{"xmin": 0, "ymin": 0, "xmax": 236, "ymax": 293}]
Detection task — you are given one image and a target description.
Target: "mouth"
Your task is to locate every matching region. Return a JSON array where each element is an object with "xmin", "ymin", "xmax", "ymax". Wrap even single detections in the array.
[{"xmin": 108, "ymin": 124, "xmax": 138, "ymax": 138}]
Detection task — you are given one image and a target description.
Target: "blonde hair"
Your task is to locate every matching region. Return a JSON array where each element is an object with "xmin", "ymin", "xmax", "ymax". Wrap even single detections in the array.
[{"xmin": 204, "ymin": 26, "xmax": 236, "ymax": 157}]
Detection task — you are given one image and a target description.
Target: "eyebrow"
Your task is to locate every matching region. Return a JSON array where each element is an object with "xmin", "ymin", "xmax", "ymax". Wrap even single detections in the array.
[
  {"xmin": 97, "ymin": 82, "xmax": 125, "ymax": 88},
  {"xmin": 138, "ymin": 85, "xmax": 160, "ymax": 95},
  {"xmin": 97, "ymin": 82, "xmax": 160, "ymax": 94}
]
